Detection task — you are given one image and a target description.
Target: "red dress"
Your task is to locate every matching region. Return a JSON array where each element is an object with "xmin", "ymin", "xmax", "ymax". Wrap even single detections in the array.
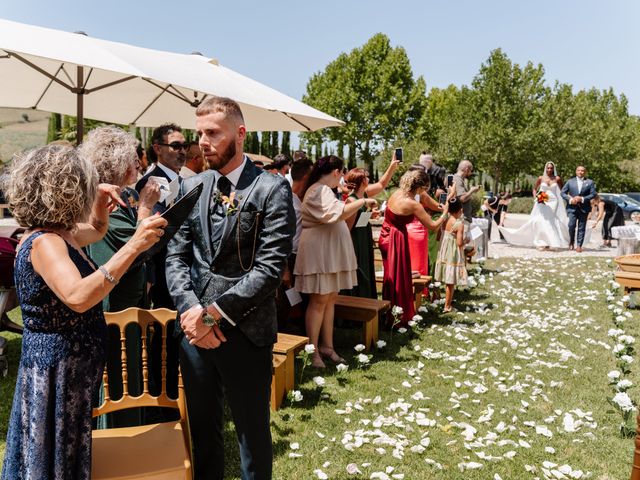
[
  {"xmin": 378, "ymin": 209, "xmax": 415, "ymax": 326},
  {"xmin": 407, "ymin": 218, "xmax": 429, "ymax": 275}
]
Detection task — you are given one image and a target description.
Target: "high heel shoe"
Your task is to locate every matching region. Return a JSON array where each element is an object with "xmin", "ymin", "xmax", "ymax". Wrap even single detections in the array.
[{"xmin": 319, "ymin": 347, "xmax": 346, "ymax": 364}]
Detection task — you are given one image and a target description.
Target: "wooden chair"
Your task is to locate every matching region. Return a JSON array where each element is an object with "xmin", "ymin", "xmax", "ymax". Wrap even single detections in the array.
[{"xmin": 91, "ymin": 307, "xmax": 192, "ymax": 479}]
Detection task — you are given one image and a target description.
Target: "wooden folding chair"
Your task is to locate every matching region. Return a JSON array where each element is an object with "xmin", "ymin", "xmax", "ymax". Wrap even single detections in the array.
[{"xmin": 91, "ymin": 307, "xmax": 192, "ymax": 479}]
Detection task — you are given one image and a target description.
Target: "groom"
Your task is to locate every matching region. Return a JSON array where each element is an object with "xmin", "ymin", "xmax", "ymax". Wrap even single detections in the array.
[
  {"xmin": 561, "ymin": 165, "xmax": 596, "ymax": 252},
  {"xmin": 166, "ymin": 97, "xmax": 294, "ymax": 478}
]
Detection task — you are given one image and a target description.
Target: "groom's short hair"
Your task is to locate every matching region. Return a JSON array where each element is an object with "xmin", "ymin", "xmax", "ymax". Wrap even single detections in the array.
[{"xmin": 195, "ymin": 96, "xmax": 245, "ymax": 126}]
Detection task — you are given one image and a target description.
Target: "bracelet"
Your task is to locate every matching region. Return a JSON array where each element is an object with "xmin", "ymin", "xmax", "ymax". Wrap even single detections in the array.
[{"xmin": 98, "ymin": 266, "xmax": 118, "ymax": 285}]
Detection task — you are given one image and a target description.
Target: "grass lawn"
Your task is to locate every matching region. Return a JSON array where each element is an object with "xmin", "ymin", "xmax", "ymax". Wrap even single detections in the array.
[{"xmin": 1, "ymin": 256, "xmax": 637, "ymax": 479}]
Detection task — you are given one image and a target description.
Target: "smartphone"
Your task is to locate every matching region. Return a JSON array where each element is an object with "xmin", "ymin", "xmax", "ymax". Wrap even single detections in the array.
[
  {"xmin": 447, "ymin": 174, "xmax": 454, "ymax": 186},
  {"xmin": 395, "ymin": 148, "xmax": 403, "ymax": 162},
  {"xmin": 439, "ymin": 192, "xmax": 447, "ymax": 204}
]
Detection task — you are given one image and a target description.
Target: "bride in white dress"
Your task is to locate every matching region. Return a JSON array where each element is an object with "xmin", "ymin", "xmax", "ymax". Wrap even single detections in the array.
[{"xmin": 499, "ymin": 162, "xmax": 570, "ymax": 249}]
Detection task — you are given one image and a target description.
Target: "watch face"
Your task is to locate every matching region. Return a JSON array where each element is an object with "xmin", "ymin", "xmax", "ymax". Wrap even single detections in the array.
[{"xmin": 202, "ymin": 313, "xmax": 215, "ymax": 327}]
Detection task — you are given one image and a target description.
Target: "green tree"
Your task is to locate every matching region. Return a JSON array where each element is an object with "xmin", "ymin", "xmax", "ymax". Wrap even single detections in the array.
[
  {"xmin": 244, "ymin": 131, "xmax": 260, "ymax": 154},
  {"xmin": 465, "ymin": 49, "xmax": 549, "ymax": 191},
  {"xmin": 281, "ymin": 131, "xmax": 291, "ymax": 158},
  {"xmin": 303, "ymin": 33, "xmax": 427, "ymax": 174},
  {"xmin": 270, "ymin": 131, "xmax": 279, "ymax": 157},
  {"xmin": 260, "ymin": 132, "xmax": 271, "ymax": 158},
  {"xmin": 46, "ymin": 113, "xmax": 62, "ymax": 144}
]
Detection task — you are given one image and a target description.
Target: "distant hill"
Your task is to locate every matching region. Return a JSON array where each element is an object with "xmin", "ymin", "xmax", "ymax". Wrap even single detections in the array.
[{"xmin": 0, "ymin": 108, "xmax": 49, "ymax": 163}]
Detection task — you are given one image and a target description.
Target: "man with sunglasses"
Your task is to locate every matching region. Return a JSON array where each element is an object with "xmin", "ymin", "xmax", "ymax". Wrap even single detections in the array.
[{"xmin": 135, "ymin": 123, "xmax": 187, "ymax": 411}]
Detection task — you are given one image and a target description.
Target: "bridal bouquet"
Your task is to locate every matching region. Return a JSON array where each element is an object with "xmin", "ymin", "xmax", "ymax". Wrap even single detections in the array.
[{"xmin": 536, "ymin": 191, "xmax": 549, "ymax": 204}]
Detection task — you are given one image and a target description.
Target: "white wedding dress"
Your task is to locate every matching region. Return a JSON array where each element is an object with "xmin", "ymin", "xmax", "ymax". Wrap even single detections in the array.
[{"xmin": 499, "ymin": 182, "xmax": 570, "ymax": 248}]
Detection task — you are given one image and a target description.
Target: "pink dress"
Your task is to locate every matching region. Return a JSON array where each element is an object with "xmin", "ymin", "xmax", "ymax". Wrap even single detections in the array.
[{"xmin": 407, "ymin": 218, "xmax": 429, "ymax": 275}]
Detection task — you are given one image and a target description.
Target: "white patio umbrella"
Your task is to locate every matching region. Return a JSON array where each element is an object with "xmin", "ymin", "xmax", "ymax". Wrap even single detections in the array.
[{"xmin": 0, "ymin": 18, "xmax": 343, "ymax": 141}]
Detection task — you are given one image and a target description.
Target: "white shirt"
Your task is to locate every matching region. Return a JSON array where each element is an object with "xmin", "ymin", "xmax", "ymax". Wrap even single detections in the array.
[
  {"xmin": 201, "ymin": 157, "xmax": 249, "ymax": 326},
  {"xmin": 155, "ymin": 162, "xmax": 179, "ymax": 182},
  {"xmin": 576, "ymin": 177, "xmax": 584, "ymax": 202},
  {"xmin": 179, "ymin": 166, "xmax": 197, "ymax": 178}
]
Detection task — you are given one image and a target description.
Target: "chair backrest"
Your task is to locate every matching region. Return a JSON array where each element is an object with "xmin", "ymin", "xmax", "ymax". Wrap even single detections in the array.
[{"xmin": 92, "ymin": 307, "xmax": 186, "ymax": 420}]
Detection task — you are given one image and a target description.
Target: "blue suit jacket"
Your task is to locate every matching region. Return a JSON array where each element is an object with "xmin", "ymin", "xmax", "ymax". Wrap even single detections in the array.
[
  {"xmin": 166, "ymin": 159, "xmax": 295, "ymax": 347},
  {"xmin": 561, "ymin": 177, "xmax": 596, "ymax": 214}
]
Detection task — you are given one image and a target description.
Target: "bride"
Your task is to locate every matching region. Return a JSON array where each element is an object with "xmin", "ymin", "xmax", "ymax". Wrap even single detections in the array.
[{"xmin": 499, "ymin": 162, "xmax": 570, "ymax": 249}]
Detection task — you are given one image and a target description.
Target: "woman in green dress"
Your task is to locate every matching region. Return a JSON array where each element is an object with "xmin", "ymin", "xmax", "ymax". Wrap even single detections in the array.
[{"xmin": 80, "ymin": 126, "xmax": 160, "ymax": 427}]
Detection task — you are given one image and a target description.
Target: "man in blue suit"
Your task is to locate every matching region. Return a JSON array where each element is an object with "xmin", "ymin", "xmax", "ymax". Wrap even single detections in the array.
[
  {"xmin": 166, "ymin": 97, "xmax": 294, "ymax": 479},
  {"xmin": 561, "ymin": 165, "xmax": 597, "ymax": 252}
]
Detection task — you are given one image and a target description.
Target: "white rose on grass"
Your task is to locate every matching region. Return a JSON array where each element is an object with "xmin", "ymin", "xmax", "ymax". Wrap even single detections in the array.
[
  {"xmin": 336, "ymin": 363, "xmax": 348, "ymax": 373},
  {"xmin": 612, "ymin": 392, "xmax": 635, "ymax": 412},
  {"xmin": 607, "ymin": 305, "xmax": 615, "ymax": 310},
  {"xmin": 291, "ymin": 390, "xmax": 303, "ymax": 402},
  {"xmin": 376, "ymin": 340, "xmax": 387, "ymax": 349},
  {"xmin": 622, "ymin": 295, "xmax": 630, "ymax": 302},
  {"xmin": 620, "ymin": 355, "xmax": 634, "ymax": 364},
  {"xmin": 619, "ymin": 335, "xmax": 636, "ymax": 345},
  {"xmin": 313, "ymin": 376, "xmax": 326, "ymax": 387},
  {"xmin": 608, "ymin": 328, "xmax": 624, "ymax": 338},
  {"xmin": 354, "ymin": 344, "xmax": 366, "ymax": 352},
  {"xmin": 304, "ymin": 344, "xmax": 316, "ymax": 355},
  {"xmin": 357, "ymin": 353, "xmax": 370, "ymax": 364},
  {"xmin": 407, "ymin": 320, "xmax": 416, "ymax": 327},
  {"xmin": 398, "ymin": 327, "xmax": 408, "ymax": 334},
  {"xmin": 616, "ymin": 379, "xmax": 633, "ymax": 392},
  {"xmin": 613, "ymin": 344, "xmax": 626, "ymax": 355},
  {"xmin": 412, "ymin": 314, "xmax": 422, "ymax": 322},
  {"xmin": 608, "ymin": 370, "xmax": 622, "ymax": 383},
  {"xmin": 612, "ymin": 281, "xmax": 621, "ymax": 288},
  {"xmin": 434, "ymin": 282, "xmax": 441, "ymax": 287},
  {"xmin": 615, "ymin": 316, "xmax": 627, "ymax": 324},
  {"xmin": 392, "ymin": 305, "xmax": 404, "ymax": 316},
  {"xmin": 614, "ymin": 308, "xmax": 623, "ymax": 315}
]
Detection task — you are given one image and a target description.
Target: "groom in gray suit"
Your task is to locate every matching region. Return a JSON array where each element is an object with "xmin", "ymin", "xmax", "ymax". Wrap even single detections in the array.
[
  {"xmin": 561, "ymin": 165, "xmax": 596, "ymax": 253},
  {"xmin": 166, "ymin": 97, "xmax": 294, "ymax": 479}
]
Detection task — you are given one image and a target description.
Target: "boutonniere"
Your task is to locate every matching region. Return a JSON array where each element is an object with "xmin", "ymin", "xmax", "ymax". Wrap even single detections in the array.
[
  {"xmin": 125, "ymin": 190, "xmax": 138, "ymax": 209},
  {"xmin": 213, "ymin": 190, "xmax": 242, "ymax": 216}
]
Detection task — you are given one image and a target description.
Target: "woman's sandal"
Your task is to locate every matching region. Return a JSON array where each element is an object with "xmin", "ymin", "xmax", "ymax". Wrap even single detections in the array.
[
  {"xmin": 319, "ymin": 347, "xmax": 346, "ymax": 364},
  {"xmin": 310, "ymin": 354, "xmax": 326, "ymax": 369},
  {"xmin": 443, "ymin": 306, "xmax": 457, "ymax": 313}
]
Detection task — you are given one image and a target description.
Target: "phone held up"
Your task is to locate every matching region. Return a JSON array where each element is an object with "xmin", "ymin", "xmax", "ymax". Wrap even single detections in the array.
[
  {"xmin": 394, "ymin": 147, "xmax": 403, "ymax": 162},
  {"xmin": 439, "ymin": 192, "xmax": 447, "ymax": 205},
  {"xmin": 447, "ymin": 174, "xmax": 454, "ymax": 187}
]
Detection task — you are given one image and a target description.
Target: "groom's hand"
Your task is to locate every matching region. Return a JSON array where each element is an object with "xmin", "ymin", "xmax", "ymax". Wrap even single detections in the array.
[{"xmin": 180, "ymin": 305, "xmax": 210, "ymax": 343}]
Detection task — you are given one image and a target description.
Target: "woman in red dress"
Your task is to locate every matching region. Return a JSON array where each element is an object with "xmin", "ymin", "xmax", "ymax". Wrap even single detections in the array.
[{"xmin": 379, "ymin": 170, "xmax": 452, "ymax": 326}]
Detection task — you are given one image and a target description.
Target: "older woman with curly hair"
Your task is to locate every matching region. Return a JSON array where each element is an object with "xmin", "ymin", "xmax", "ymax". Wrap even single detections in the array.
[
  {"xmin": 81, "ymin": 126, "xmax": 160, "ymax": 311},
  {"xmin": 1, "ymin": 144, "xmax": 166, "ymax": 480},
  {"xmin": 80, "ymin": 126, "xmax": 162, "ymax": 428},
  {"xmin": 379, "ymin": 169, "xmax": 453, "ymax": 326}
]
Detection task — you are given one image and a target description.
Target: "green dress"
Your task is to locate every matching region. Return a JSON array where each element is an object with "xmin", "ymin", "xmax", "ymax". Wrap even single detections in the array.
[
  {"xmin": 342, "ymin": 193, "xmax": 377, "ymax": 299},
  {"xmin": 85, "ymin": 188, "xmax": 147, "ymax": 428},
  {"xmin": 434, "ymin": 218, "xmax": 468, "ymax": 286}
]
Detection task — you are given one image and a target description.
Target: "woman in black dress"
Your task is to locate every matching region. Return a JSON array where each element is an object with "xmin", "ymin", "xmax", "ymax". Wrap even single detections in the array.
[{"xmin": 591, "ymin": 194, "xmax": 625, "ymax": 247}]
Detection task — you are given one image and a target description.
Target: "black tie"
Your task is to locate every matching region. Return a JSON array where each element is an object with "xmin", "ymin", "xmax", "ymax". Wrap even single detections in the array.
[{"xmin": 210, "ymin": 176, "xmax": 232, "ymax": 252}]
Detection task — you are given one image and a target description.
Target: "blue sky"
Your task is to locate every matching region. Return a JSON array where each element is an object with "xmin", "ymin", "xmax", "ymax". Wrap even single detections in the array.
[{"xmin": 3, "ymin": 0, "xmax": 639, "ymax": 116}]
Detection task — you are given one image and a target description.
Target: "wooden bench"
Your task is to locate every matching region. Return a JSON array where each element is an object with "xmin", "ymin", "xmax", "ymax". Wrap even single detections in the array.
[
  {"xmin": 273, "ymin": 333, "xmax": 309, "ymax": 393},
  {"xmin": 375, "ymin": 271, "xmax": 433, "ymax": 312},
  {"xmin": 271, "ymin": 355, "xmax": 287, "ymax": 411},
  {"xmin": 334, "ymin": 295, "xmax": 390, "ymax": 351},
  {"xmin": 615, "ymin": 271, "xmax": 640, "ymax": 293}
]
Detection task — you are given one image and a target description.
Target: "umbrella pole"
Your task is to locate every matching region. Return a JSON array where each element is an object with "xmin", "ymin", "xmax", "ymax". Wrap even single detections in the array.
[{"xmin": 76, "ymin": 66, "xmax": 84, "ymax": 145}]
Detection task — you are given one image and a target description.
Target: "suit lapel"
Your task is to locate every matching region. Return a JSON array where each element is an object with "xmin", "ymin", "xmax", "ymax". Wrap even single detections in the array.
[{"xmin": 212, "ymin": 159, "xmax": 262, "ymax": 262}]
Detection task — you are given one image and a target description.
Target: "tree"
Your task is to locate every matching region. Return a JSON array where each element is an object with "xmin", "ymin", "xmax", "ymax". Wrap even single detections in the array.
[
  {"xmin": 244, "ymin": 131, "xmax": 260, "ymax": 154},
  {"xmin": 46, "ymin": 113, "xmax": 62, "ymax": 144},
  {"xmin": 465, "ymin": 49, "xmax": 549, "ymax": 191},
  {"xmin": 260, "ymin": 132, "xmax": 271, "ymax": 158},
  {"xmin": 270, "ymin": 131, "xmax": 279, "ymax": 158},
  {"xmin": 303, "ymin": 33, "xmax": 427, "ymax": 174},
  {"xmin": 281, "ymin": 131, "xmax": 291, "ymax": 158}
]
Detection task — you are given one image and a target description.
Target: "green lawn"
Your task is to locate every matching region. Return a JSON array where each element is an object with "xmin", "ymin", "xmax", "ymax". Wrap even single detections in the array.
[{"xmin": 1, "ymin": 257, "xmax": 636, "ymax": 479}]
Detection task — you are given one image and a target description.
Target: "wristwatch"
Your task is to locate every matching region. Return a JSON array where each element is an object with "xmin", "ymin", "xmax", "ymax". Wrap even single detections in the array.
[{"xmin": 202, "ymin": 310, "xmax": 220, "ymax": 328}]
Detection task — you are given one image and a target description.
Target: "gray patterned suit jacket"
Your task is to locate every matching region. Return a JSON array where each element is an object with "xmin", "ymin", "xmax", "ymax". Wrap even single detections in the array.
[{"xmin": 166, "ymin": 158, "xmax": 295, "ymax": 347}]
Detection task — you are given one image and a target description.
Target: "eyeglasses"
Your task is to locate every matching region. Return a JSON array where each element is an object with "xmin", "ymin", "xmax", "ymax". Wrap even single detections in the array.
[{"xmin": 157, "ymin": 142, "xmax": 189, "ymax": 152}]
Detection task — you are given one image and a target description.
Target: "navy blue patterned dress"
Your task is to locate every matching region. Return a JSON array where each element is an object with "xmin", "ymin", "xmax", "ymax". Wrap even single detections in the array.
[{"xmin": 1, "ymin": 231, "xmax": 107, "ymax": 480}]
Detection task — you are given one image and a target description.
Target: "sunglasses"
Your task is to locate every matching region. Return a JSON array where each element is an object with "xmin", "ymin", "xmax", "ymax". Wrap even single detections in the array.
[{"xmin": 158, "ymin": 142, "xmax": 189, "ymax": 151}]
